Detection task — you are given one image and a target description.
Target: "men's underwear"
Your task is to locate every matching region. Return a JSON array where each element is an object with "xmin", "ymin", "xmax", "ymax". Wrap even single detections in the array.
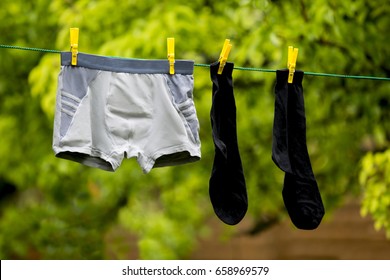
[{"xmin": 53, "ymin": 52, "xmax": 201, "ymax": 173}]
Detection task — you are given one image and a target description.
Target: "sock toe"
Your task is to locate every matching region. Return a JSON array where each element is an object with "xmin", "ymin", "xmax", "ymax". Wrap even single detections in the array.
[{"xmin": 282, "ymin": 173, "xmax": 325, "ymax": 230}]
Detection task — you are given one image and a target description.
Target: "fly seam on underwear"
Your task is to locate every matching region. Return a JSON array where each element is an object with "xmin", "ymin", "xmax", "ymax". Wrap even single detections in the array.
[{"xmin": 101, "ymin": 80, "xmax": 124, "ymax": 156}]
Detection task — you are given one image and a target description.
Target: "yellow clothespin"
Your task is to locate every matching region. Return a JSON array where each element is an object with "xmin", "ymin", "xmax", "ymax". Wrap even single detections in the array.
[
  {"xmin": 218, "ymin": 39, "xmax": 232, "ymax": 74},
  {"xmin": 167, "ymin": 38, "xmax": 175, "ymax": 74},
  {"xmin": 287, "ymin": 45, "xmax": 299, "ymax": 83},
  {"xmin": 70, "ymin": 27, "xmax": 79, "ymax": 66}
]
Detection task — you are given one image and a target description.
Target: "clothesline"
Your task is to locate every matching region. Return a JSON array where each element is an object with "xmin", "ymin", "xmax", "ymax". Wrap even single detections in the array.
[{"xmin": 1, "ymin": 44, "xmax": 390, "ymax": 81}]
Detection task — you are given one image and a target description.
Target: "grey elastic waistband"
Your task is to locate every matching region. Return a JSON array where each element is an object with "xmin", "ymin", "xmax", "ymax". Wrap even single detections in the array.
[{"xmin": 61, "ymin": 52, "xmax": 194, "ymax": 75}]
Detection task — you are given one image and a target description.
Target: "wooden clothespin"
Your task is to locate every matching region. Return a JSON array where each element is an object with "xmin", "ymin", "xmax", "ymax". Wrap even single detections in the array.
[
  {"xmin": 287, "ymin": 45, "xmax": 298, "ymax": 83},
  {"xmin": 167, "ymin": 38, "xmax": 175, "ymax": 74},
  {"xmin": 218, "ymin": 39, "xmax": 232, "ymax": 74},
  {"xmin": 70, "ymin": 28, "xmax": 79, "ymax": 66}
]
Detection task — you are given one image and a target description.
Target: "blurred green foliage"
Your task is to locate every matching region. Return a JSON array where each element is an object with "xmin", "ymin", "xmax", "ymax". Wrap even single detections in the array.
[
  {"xmin": 0, "ymin": 0, "xmax": 389, "ymax": 259},
  {"xmin": 360, "ymin": 150, "xmax": 390, "ymax": 237}
]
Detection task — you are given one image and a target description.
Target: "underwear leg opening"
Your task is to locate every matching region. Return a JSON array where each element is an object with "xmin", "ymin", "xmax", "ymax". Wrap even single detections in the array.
[{"xmin": 56, "ymin": 151, "xmax": 115, "ymax": 172}]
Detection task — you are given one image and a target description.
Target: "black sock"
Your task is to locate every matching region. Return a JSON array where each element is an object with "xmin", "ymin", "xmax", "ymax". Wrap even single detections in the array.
[
  {"xmin": 282, "ymin": 173, "xmax": 324, "ymax": 229},
  {"xmin": 272, "ymin": 69, "xmax": 325, "ymax": 229},
  {"xmin": 209, "ymin": 61, "xmax": 248, "ymax": 225}
]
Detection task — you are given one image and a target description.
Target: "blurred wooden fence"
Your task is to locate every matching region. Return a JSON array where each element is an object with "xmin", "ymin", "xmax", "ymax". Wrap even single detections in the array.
[{"xmin": 191, "ymin": 197, "xmax": 390, "ymax": 260}]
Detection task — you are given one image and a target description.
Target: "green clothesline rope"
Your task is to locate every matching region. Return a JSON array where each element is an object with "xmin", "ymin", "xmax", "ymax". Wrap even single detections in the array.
[
  {"xmin": 0, "ymin": 44, "xmax": 62, "ymax": 54},
  {"xmin": 1, "ymin": 44, "xmax": 390, "ymax": 81},
  {"xmin": 194, "ymin": 63, "xmax": 390, "ymax": 81}
]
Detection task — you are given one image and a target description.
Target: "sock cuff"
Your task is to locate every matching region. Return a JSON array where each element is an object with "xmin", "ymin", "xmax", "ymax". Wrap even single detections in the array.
[
  {"xmin": 276, "ymin": 69, "xmax": 304, "ymax": 85},
  {"xmin": 210, "ymin": 61, "xmax": 234, "ymax": 78}
]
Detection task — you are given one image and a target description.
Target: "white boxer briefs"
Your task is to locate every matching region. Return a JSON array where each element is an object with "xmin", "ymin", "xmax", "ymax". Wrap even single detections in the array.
[{"xmin": 53, "ymin": 52, "xmax": 201, "ymax": 173}]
